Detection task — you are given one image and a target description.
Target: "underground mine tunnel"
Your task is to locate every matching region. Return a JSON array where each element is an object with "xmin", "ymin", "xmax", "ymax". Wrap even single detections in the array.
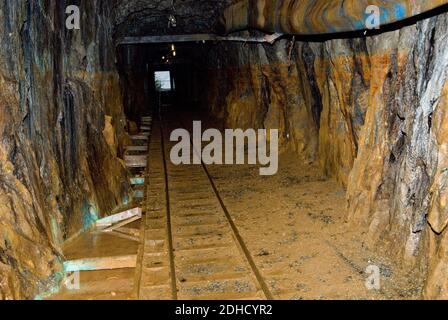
[{"xmin": 1, "ymin": 0, "xmax": 448, "ymax": 302}]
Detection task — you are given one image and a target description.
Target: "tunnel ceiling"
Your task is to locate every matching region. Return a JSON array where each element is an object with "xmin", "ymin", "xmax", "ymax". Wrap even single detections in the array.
[
  {"xmin": 112, "ymin": 0, "xmax": 448, "ymax": 40},
  {"xmin": 113, "ymin": 0, "xmax": 234, "ymax": 38}
]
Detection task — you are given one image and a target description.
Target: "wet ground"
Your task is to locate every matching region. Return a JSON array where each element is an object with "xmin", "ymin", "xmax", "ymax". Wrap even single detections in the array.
[{"xmin": 48, "ymin": 220, "xmax": 141, "ymax": 300}]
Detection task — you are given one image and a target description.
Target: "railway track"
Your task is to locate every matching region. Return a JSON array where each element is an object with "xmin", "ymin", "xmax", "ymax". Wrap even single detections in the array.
[{"xmin": 137, "ymin": 114, "xmax": 273, "ymax": 300}]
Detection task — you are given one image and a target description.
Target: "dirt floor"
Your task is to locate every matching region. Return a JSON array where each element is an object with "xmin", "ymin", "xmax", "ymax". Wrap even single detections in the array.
[
  {"xmin": 47, "ymin": 128, "xmax": 424, "ymax": 300},
  {"xmin": 207, "ymin": 151, "xmax": 423, "ymax": 300}
]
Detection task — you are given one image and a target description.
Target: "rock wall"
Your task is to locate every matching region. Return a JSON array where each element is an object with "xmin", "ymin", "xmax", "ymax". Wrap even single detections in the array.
[
  {"xmin": 0, "ymin": 1, "xmax": 129, "ymax": 299},
  {"xmin": 205, "ymin": 13, "xmax": 448, "ymax": 298},
  {"xmin": 346, "ymin": 13, "xmax": 448, "ymax": 299},
  {"xmin": 205, "ymin": 38, "xmax": 362, "ymax": 175},
  {"xmin": 117, "ymin": 45, "xmax": 152, "ymax": 124},
  {"xmin": 205, "ymin": 40, "xmax": 321, "ymax": 161}
]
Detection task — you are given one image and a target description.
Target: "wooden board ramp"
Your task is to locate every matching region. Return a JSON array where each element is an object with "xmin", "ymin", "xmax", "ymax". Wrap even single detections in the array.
[
  {"xmin": 116, "ymin": 227, "xmax": 140, "ymax": 238},
  {"xmin": 141, "ymin": 117, "xmax": 152, "ymax": 128},
  {"xmin": 130, "ymin": 134, "xmax": 149, "ymax": 141},
  {"xmin": 125, "ymin": 155, "xmax": 148, "ymax": 168},
  {"xmin": 59, "ymin": 112, "xmax": 152, "ymax": 297},
  {"xmin": 64, "ymin": 255, "xmax": 137, "ymax": 272},
  {"xmin": 130, "ymin": 177, "xmax": 145, "ymax": 185},
  {"xmin": 55, "ymin": 128, "xmax": 150, "ymax": 298},
  {"xmin": 133, "ymin": 189, "xmax": 145, "ymax": 199},
  {"xmin": 102, "ymin": 215, "xmax": 142, "ymax": 233},
  {"xmin": 61, "ymin": 209, "xmax": 142, "ymax": 273},
  {"xmin": 126, "ymin": 146, "xmax": 148, "ymax": 152},
  {"xmin": 96, "ymin": 207, "xmax": 142, "ymax": 229},
  {"xmin": 108, "ymin": 231, "xmax": 140, "ymax": 243}
]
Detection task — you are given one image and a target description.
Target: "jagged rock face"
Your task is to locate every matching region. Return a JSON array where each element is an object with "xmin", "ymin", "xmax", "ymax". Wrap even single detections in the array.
[
  {"xmin": 0, "ymin": 1, "xmax": 129, "ymax": 299},
  {"xmin": 204, "ymin": 13, "xmax": 448, "ymax": 298},
  {"xmin": 205, "ymin": 40, "xmax": 321, "ymax": 160},
  {"xmin": 346, "ymin": 14, "xmax": 448, "ymax": 299},
  {"xmin": 113, "ymin": 0, "xmax": 234, "ymax": 38}
]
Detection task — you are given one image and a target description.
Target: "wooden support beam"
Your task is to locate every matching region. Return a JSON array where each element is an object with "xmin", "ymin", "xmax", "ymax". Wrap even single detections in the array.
[
  {"xmin": 107, "ymin": 231, "xmax": 140, "ymax": 243},
  {"xmin": 116, "ymin": 227, "xmax": 140, "ymax": 238},
  {"xmin": 104, "ymin": 225, "xmax": 141, "ymax": 242},
  {"xmin": 102, "ymin": 215, "xmax": 141, "ymax": 233},
  {"xmin": 95, "ymin": 208, "xmax": 142, "ymax": 229},
  {"xmin": 133, "ymin": 190, "xmax": 145, "ymax": 199},
  {"xmin": 64, "ymin": 255, "xmax": 137, "ymax": 272},
  {"xmin": 125, "ymin": 155, "xmax": 148, "ymax": 168},
  {"xmin": 130, "ymin": 177, "xmax": 145, "ymax": 185},
  {"xmin": 118, "ymin": 33, "xmax": 282, "ymax": 45},
  {"xmin": 130, "ymin": 134, "xmax": 149, "ymax": 141},
  {"xmin": 126, "ymin": 146, "xmax": 148, "ymax": 152}
]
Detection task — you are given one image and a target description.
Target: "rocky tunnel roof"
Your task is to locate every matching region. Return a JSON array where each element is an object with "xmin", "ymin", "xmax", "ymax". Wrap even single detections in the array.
[{"xmin": 112, "ymin": 0, "xmax": 234, "ymax": 39}]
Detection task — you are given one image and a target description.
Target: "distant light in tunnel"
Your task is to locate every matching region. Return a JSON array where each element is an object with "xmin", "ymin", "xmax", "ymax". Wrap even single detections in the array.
[
  {"xmin": 171, "ymin": 44, "xmax": 175, "ymax": 51},
  {"xmin": 155, "ymin": 71, "xmax": 172, "ymax": 91},
  {"xmin": 173, "ymin": 51, "xmax": 176, "ymax": 57},
  {"xmin": 168, "ymin": 14, "xmax": 177, "ymax": 28}
]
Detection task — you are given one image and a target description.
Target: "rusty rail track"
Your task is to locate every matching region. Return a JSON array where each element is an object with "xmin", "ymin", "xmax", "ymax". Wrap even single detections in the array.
[{"xmin": 138, "ymin": 113, "xmax": 273, "ymax": 300}]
